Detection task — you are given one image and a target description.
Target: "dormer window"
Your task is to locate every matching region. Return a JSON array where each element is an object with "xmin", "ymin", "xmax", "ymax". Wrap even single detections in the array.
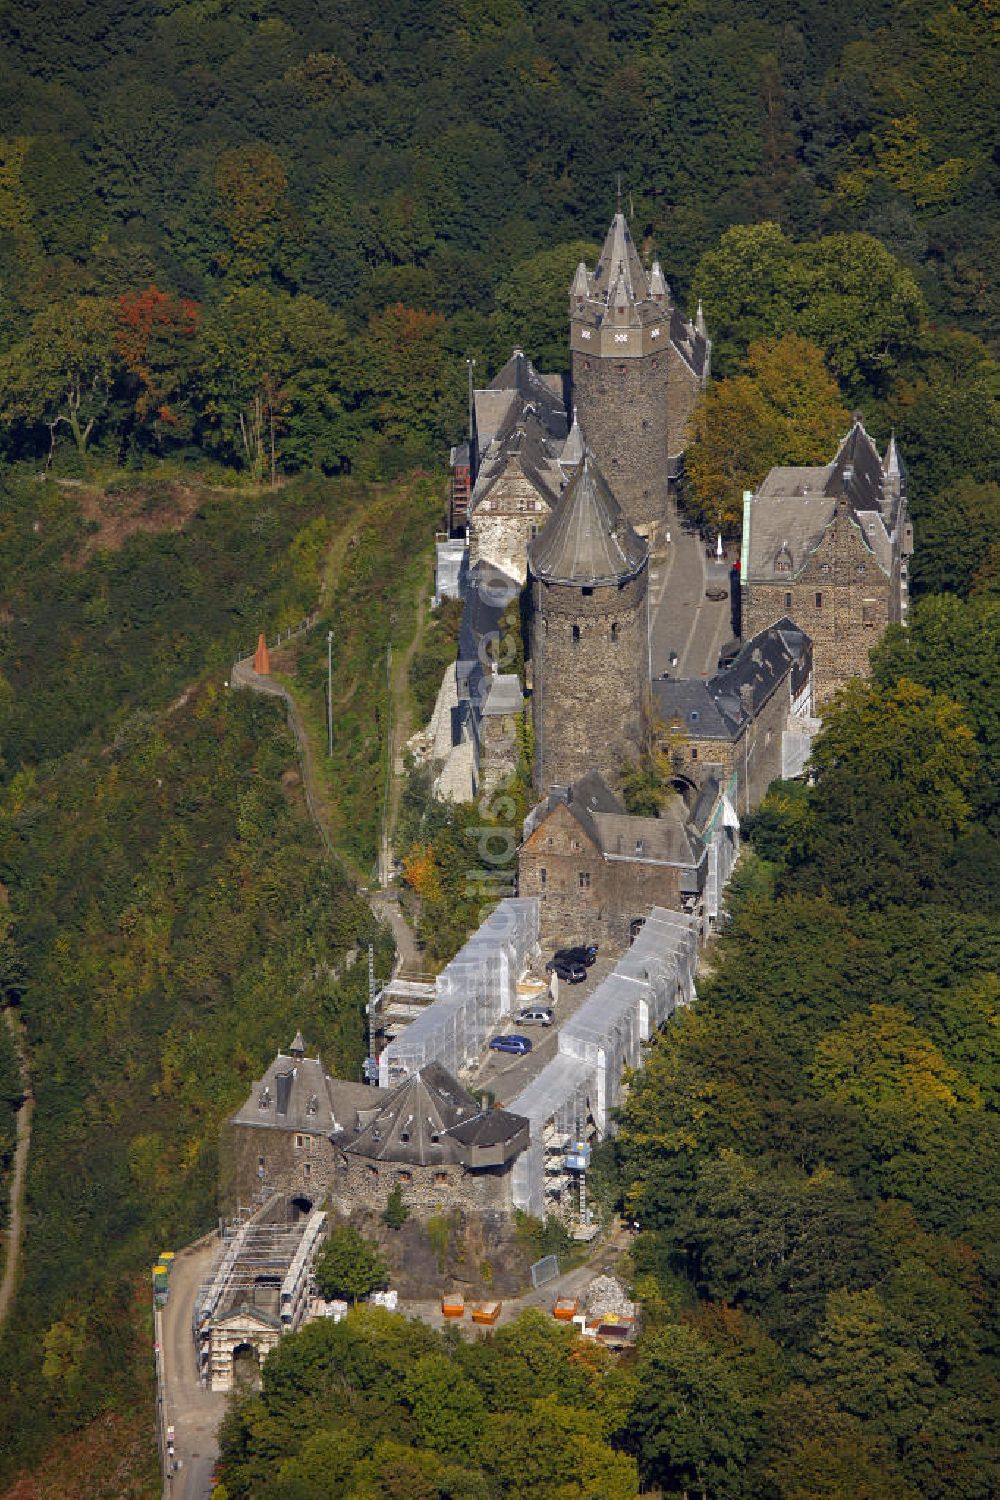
[{"xmin": 774, "ymin": 544, "xmax": 793, "ymax": 573}]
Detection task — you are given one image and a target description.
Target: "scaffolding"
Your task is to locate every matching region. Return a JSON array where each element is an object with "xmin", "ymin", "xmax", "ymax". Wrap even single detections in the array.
[
  {"xmin": 509, "ymin": 909, "xmax": 699, "ymax": 1216},
  {"xmin": 194, "ymin": 1198, "xmax": 326, "ymax": 1388},
  {"xmin": 380, "ymin": 898, "xmax": 540, "ymax": 1085}
]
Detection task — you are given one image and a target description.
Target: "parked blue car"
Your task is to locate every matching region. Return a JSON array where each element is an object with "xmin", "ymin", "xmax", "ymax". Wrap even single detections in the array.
[{"xmin": 489, "ymin": 1034, "xmax": 533, "ymax": 1056}]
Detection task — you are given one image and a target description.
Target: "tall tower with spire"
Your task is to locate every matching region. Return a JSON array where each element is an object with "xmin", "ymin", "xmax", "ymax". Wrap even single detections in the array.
[
  {"xmin": 528, "ymin": 453, "xmax": 649, "ymax": 791},
  {"xmin": 569, "ymin": 208, "xmax": 710, "ymax": 536}
]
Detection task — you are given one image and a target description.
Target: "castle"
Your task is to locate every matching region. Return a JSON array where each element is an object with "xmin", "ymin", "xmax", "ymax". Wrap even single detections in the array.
[{"xmin": 226, "ymin": 202, "xmax": 915, "ymax": 1228}]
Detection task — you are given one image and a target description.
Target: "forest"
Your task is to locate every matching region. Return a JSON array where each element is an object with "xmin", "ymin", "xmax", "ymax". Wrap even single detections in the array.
[{"xmin": 0, "ymin": 0, "xmax": 996, "ymax": 1494}]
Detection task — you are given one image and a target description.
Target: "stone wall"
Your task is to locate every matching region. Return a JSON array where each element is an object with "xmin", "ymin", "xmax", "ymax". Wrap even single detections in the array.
[
  {"xmin": 222, "ymin": 1122, "xmax": 516, "ymax": 1219},
  {"xmin": 571, "ymin": 349, "xmax": 669, "ymax": 533},
  {"xmin": 518, "ymin": 803, "xmax": 687, "ymax": 953},
  {"xmin": 745, "ymin": 505, "xmax": 892, "ymax": 704},
  {"xmin": 480, "ymin": 711, "xmax": 521, "ymax": 799},
  {"xmin": 665, "ymin": 342, "xmax": 702, "ymax": 462},
  {"xmin": 469, "ymin": 484, "xmax": 552, "ymax": 586},
  {"xmin": 665, "ymin": 682, "xmax": 794, "ymax": 814},
  {"xmin": 531, "ymin": 567, "xmax": 648, "ymax": 793}
]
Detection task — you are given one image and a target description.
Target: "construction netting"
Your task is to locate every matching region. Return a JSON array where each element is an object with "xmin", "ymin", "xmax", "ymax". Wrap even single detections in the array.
[
  {"xmin": 379, "ymin": 898, "xmax": 539, "ymax": 1085},
  {"xmin": 508, "ymin": 908, "xmax": 699, "ymax": 1211}
]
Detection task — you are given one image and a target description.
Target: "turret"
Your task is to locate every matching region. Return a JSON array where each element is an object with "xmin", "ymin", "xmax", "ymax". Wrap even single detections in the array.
[{"xmin": 529, "ymin": 454, "xmax": 649, "ymax": 791}]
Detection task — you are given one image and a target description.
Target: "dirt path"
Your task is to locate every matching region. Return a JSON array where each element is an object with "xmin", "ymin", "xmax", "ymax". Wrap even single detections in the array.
[
  {"xmin": 0, "ymin": 1007, "xmax": 34, "ymax": 1333},
  {"xmin": 232, "ymin": 490, "xmax": 431, "ymax": 971}
]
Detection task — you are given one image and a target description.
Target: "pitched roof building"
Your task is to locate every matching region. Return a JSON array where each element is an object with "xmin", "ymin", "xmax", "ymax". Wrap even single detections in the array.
[
  {"xmin": 224, "ymin": 1039, "xmax": 529, "ymax": 1217},
  {"xmin": 654, "ymin": 619, "xmax": 815, "ymax": 811},
  {"xmin": 742, "ymin": 417, "xmax": 912, "ymax": 702}
]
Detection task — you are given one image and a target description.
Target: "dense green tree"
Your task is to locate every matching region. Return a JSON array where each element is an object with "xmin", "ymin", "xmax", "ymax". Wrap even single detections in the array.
[
  {"xmin": 313, "ymin": 1227, "xmax": 389, "ymax": 1305},
  {"xmin": 692, "ymin": 223, "xmax": 925, "ymax": 394},
  {"xmin": 0, "ymin": 296, "xmax": 115, "ymax": 459},
  {"xmin": 492, "ymin": 239, "xmax": 599, "ymax": 374},
  {"xmin": 909, "ymin": 477, "xmax": 1000, "ymax": 598},
  {"xmin": 784, "ymin": 678, "xmax": 977, "ymax": 908},
  {"xmin": 873, "ymin": 595, "xmax": 1000, "ymax": 816},
  {"xmin": 196, "ymin": 286, "xmax": 352, "ymax": 479},
  {"xmin": 632, "ymin": 1323, "xmax": 758, "ymax": 1498}
]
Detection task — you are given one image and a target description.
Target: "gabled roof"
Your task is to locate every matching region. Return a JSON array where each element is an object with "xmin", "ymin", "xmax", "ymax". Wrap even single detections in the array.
[
  {"xmin": 231, "ymin": 1040, "xmax": 340, "ymax": 1134},
  {"xmin": 653, "ymin": 618, "xmax": 811, "ymax": 741},
  {"xmin": 528, "ymin": 454, "xmax": 648, "ymax": 586},
  {"xmin": 470, "ymin": 406, "xmax": 564, "ymax": 518},
  {"xmin": 475, "ymin": 349, "xmax": 567, "ymax": 449},
  {"xmin": 746, "ymin": 417, "xmax": 905, "ymax": 582},
  {"xmin": 591, "ymin": 803, "xmax": 699, "ymax": 866},
  {"xmin": 523, "ymin": 771, "xmax": 624, "ymax": 843}
]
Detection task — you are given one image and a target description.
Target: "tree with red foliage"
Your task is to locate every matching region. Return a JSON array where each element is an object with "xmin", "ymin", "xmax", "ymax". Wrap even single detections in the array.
[{"xmin": 115, "ymin": 285, "xmax": 200, "ymax": 450}]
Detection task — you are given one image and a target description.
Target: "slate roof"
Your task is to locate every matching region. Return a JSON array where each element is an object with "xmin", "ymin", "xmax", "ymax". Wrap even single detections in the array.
[
  {"xmin": 591, "ymin": 803, "xmax": 699, "ymax": 866},
  {"xmin": 231, "ymin": 1040, "xmax": 341, "ymax": 1134},
  {"xmin": 474, "ymin": 349, "xmax": 567, "ymax": 452},
  {"xmin": 653, "ymin": 618, "xmax": 811, "ymax": 742},
  {"xmin": 747, "ymin": 418, "xmax": 902, "ymax": 582},
  {"xmin": 528, "ymin": 454, "xmax": 648, "ymax": 586},
  {"xmin": 448, "ymin": 1108, "xmax": 529, "ymax": 1150},
  {"xmin": 344, "ymin": 1061, "xmax": 479, "ymax": 1165},
  {"xmin": 569, "ymin": 211, "xmax": 710, "ymax": 378},
  {"xmin": 523, "ymin": 770, "xmax": 623, "ymax": 844},
  {"xmin": 470, "ymin": 405, "xmax": 564, "ymax": 518},
  {"xmin": 523, "ymin": 774, "xmax": 701, "ymax": 870},
  {"xmin": 592, "ymin": 212, "xmax": 649, "ymax": 303}
]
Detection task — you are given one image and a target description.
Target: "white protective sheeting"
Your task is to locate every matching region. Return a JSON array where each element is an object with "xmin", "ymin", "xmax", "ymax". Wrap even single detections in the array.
[
  {"xmin": 380, "ymin": 898, "xmax": 540, "ymax": 1085},
  {"xmin": 508, "ymin": 909, "xmax": 699, "ymax": 1212}
]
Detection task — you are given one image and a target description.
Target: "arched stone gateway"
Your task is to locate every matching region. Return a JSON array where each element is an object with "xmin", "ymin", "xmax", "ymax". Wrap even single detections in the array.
[{"xmin": 231, "ymin": 1340, "xmax": 261, "ymax": 1388}]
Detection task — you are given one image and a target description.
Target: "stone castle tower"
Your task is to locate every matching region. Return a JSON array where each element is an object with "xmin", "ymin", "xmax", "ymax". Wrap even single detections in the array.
[
  {"xmin": 569, "ymin": 209, "xmax": 710, "ymax": 538},
  {"xmin": 529, "ymin": 453, "xmax": 649, "ymax": 791}
]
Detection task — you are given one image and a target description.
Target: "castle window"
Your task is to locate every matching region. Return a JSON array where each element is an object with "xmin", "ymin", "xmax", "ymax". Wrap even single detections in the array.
[
  {"xmin": 582, "ymin": 585, "xmax": 593, "ymax": 596},
  {"xmin": 857, "ymin": 564, "xmax": 866, "ymax": 575},
  {"xmin": 690, "ymin": 747, "xmax": 698, "ymax": 760},
  {"xmin": 820, "ymin": 563, "xmax": 830, "ymax": 574},
  {"xmin": 303, "ymin": 1162, "xmax": 311, "ymax": 1179},
  {"xmin": 773, "ymin": 547, "xmax": 792, "ymax": 573},
  {"xmin": 862, "ymin": 599, "xmax": 877, "ymax": 626},
  {"xmin": 435, "ymin": 1172, "xmax": 449, "ymax": 1185},
  {"xmin": 399, "ymin": 1131, "xmax": 410, "ymax": 1143},
  {"xmin": 530, "ymin": 525, "xmax": 538, "ymax": 539},
  {"xmin": 578, "ymin": 872, "xmax": 591, "ymax": 890},
  {"xmin": 572, "ymin": 624, "xmax": 580, "ymax": 642},
  {"xmin": 785, "ymin": 592, "xmax": 792, "ymax": 609},
  {"xmin": 635, "ymin": 839, "xmax": 644, "ymax": 855},
  {"xmin": 815, "ymin": 592, "xmax": 823, "ymax": 608},
  {"xmin": 258, "ymin": 1156, "xmax": 265, "ymax": 1171},
  {"xmin": 610, "ymin": 622, "xmax": 618, "ymax": 642},
  {"xmin": 294, "ymin": 1134, "xmax": 311, "ymax": 1149},
  {"xmin": 539, "ymin": 868, "xmax": 547, "ymax": 886},
  {"xmin": 397, "ymin": 1170, "xmax": 412, "ymax": 1183},
  {"xmin": 368, "ymin": 1166, "xmax": 378, "ymax": 1180}
]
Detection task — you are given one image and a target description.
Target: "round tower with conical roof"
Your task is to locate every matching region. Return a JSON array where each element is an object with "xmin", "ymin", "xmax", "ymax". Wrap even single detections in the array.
[{"xmin": 528, "ymin": 453, "xmax": 649, "ymax": 791}]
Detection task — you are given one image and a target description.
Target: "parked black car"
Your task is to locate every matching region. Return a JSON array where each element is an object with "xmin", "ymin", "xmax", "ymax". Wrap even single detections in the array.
[
  {"xmin": 548, "ymin": 944, "xmax": 598, "ymax": 969},
  {"xmin": 547, "ymin": 959, "xmax": 587, "ymax": 984}
]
